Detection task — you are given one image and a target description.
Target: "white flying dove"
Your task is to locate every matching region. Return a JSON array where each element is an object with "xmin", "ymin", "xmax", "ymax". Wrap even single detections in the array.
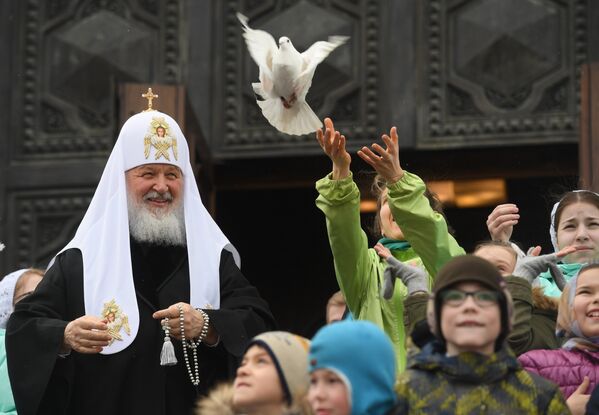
[{"xmin": 237, "ymin": 12, "xmax": 348, "ymax": 136}]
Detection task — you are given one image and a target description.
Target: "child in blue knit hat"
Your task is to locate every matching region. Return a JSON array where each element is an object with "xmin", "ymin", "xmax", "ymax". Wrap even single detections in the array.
[{"xmin": 307, "ymin": 320, "xmax": 399, "ymax": 415}]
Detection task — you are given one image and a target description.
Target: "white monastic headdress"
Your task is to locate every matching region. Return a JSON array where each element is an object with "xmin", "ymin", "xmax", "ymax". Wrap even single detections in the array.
[
  {"xmin": 54, "ymin": 110, "xmax": 239, "ymax": 354},
  {"xmin": 0, "ymin": 269, "xmax": 29, "ymax": 329}
]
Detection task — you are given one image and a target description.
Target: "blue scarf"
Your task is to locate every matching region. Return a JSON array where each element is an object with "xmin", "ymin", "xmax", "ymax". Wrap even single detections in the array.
[
  {"xmin": 538, "ymin": 262, "xmax": 583, "ymax": 298},
  {"xmin": 377, "ymin": 237, "xmax": 410, "ymax": 252}
]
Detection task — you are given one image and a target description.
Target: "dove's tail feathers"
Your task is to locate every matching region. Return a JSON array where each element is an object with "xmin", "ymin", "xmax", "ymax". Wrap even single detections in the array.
[{"xmin": 256, "ymin": 98, "xmax": 322, "ymax": 136}]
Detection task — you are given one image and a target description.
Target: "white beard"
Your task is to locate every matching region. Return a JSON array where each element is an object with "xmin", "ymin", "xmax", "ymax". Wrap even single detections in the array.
[{"xmin": 127, "ymin": 191, "xmax": 186, "ymax": 246}]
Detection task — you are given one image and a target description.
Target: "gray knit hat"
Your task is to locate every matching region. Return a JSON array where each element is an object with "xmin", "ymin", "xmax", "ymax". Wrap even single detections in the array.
[{"xmin": 245, "ymin": 331, "xmax": 311, "ymax": 405}]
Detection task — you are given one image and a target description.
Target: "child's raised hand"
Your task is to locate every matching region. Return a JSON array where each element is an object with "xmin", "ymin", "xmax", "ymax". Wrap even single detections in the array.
[
  {"xmin": 316, "ymin": 117, "xmax": 351, "ymax": 180},
  {"xmin": 357, "ymin": 126, "xmax": 403, "ymax": 184}
]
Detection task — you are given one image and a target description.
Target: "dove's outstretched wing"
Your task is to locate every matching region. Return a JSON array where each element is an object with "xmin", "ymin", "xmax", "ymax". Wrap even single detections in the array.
[
  {"xmin": 237, "ymin": 12, "xmax": 278, "ymax": 97},
  {"xmin": 295, "ymin": 36, "xmax": 349, "ymax": 100}
]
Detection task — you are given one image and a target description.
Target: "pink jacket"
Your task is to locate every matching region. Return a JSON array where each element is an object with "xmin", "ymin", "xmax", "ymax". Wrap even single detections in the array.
[{"xmin": 518, "ymin": 347, "xmax": 599, "ymax": 398}]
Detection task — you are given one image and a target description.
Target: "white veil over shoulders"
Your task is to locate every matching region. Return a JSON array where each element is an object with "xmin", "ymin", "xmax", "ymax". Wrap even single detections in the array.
[{"xmin": 53, "ymin": 110, "xmax": 239, "ymax": 354}]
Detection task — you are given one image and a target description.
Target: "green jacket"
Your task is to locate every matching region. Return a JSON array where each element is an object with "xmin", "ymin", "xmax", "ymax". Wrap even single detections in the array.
[
  {"xmin": 396, "ymin": 342, "xmax": 570, "ymax": 415},
  {"xmin": 315, "ymin": 171, "xmax": 464, "ymax": 371},
  {"xmin": 506, "ymin": 276, "xmax": 562, "ymax": 355},
  {"xmin": 0, "ymin": 329, "xmax": 17, "ymax": 415},
  {"xmin": 402, "ymin": 293, "xmax": 429, "ymax": 344}
]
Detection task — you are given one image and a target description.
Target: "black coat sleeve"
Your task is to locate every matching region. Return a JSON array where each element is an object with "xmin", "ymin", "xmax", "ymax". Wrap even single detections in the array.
[{"xmin": 205, "ymin": 249, "xmax": 276, "ymax": 358}]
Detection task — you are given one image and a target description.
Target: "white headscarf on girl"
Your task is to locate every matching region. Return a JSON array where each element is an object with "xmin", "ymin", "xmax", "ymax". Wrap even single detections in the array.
[
  {"xmin": 549, "ymin": 190, "xmax": 599, "ymax": 252},
  {"xmin": 0, "ymin": 269, "xmax": 29, "ymax": 329},
  {"xmin": 50, "ymin": 110, "xmax": 239, "ymax": 354}
]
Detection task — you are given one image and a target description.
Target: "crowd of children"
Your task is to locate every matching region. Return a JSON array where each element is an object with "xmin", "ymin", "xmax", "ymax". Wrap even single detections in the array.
[{"xmin": 193, "ymin": 117, "xmax": 599, "ymax": 414}]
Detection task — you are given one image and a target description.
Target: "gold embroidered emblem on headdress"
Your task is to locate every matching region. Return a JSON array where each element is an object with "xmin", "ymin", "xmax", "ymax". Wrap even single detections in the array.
[
  {"xmin": 144, "ymin": 116, "xmax": 178, "ymax": 161},
  {"xmin": 101, "ymin": 299, "xmax": 131, "ymax": 345}
]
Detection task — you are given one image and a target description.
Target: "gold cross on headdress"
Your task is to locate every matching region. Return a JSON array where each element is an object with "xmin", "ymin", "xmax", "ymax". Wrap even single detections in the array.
[{"xmin": 142, "ymin": 88, "xmax": 159, "ymax": 112}]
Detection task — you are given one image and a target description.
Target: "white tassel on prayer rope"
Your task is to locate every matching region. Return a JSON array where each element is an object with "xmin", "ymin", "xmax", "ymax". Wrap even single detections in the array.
[{"xmin": 160, "ymin": 318, "xmax": 178, "ymax": 366}]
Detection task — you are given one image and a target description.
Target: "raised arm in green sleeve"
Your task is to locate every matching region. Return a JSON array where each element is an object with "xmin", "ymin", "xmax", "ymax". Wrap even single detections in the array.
[
  {"xmin": 387, "ymin": 171, "xmax": 465, "ymax": 279},
  {"xmin": 315, "ymin": 172, "xmax": 373, "ymax": 314}
]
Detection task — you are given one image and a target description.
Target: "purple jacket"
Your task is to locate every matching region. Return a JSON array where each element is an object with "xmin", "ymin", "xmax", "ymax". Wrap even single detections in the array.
[{"xmin": 518, "ymin": 347, "xmax": 599, "ymax": 398}]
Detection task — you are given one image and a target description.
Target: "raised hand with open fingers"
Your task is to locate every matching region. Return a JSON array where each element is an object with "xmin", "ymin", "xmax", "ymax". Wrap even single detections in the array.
[
  {"xmin": 513, "ymin": 245, "xmax": 576, "ymax": 284},
  {"xmin": 357, "ymin": 126, "xmax": 403, "ymax": 184},
  {"xmin": 315, "ymin": 117, "xmax": 351, "ymax": 180},
  {"xmin": 486, "ymin": 203, "xmax": 520, "ymax": 242}
]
